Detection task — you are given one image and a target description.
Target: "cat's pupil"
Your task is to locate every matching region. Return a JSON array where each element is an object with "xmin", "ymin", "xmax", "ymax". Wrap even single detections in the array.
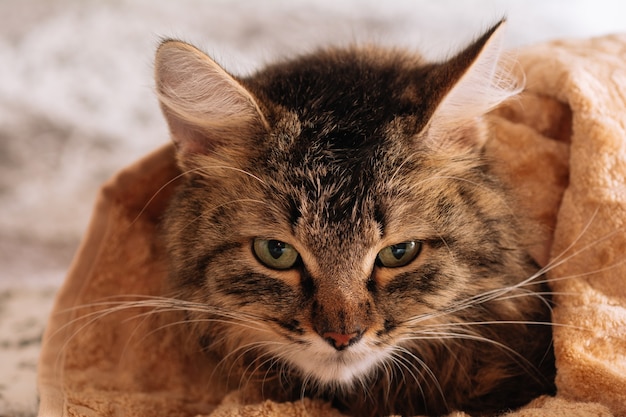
[
  {"xmin": 390, "ymin": 244, "xmax": 408, "ymax": 260},
  {"xmin": 268, "ymin": 240, "xmax": 288, "ymax": 259}
]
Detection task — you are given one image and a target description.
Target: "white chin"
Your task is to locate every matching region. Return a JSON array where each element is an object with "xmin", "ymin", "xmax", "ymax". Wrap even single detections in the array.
[{"xmin": 281, "ymin": 337, "xmax": 390, "ymax": 387}]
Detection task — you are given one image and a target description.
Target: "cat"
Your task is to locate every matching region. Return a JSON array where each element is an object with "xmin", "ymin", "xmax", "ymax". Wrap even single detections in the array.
[{"xmin": 155, "ymin": 20, "xmax": 556, "ymax": 417}]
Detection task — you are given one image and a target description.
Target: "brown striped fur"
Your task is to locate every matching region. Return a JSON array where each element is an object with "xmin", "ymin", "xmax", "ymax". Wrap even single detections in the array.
[{"xmin": 156, "ymin": 21, "xmax": 555, "ymax": 416}]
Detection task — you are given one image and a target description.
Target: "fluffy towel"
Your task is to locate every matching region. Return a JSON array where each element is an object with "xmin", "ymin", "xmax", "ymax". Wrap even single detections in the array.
[{"xmin": 37, "ymin": 34, "xmax": 626, "ymax": 417}]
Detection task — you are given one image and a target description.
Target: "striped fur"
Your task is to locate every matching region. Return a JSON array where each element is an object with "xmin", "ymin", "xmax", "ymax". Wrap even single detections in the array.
[{"xmin": 156, "ymin": 21, "xmax": 554, "ymax": 416}]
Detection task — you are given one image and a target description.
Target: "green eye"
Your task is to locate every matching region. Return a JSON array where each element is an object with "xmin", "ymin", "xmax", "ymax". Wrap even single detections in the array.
[
  {"xmin": 253, "ymin": 239, "xmax": 300, "ymax": 270},
  {"xmin": 376, "ymin": 241, "xmax": 422, "ymax": 268}
]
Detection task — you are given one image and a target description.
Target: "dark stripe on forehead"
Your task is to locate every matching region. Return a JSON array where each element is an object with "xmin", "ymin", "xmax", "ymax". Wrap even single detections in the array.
[
  {"xmin": 250, "ymin": 49, "xmax": 425, "ymax": 147},
  {"xmin": 288, "ymin": 195, "xmax": 303, "ymax": 230}
]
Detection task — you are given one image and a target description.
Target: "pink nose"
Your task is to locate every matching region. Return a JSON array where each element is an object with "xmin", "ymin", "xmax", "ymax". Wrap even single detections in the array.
[{"xmin": 322, "ymin": 331, "xmax": 363, "ymax": 350}]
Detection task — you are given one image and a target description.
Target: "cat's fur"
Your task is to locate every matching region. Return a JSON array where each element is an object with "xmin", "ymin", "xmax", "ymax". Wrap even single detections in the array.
[{"xmin": 156, "ymin": 21, "xmax": 555, "ymax": 416}]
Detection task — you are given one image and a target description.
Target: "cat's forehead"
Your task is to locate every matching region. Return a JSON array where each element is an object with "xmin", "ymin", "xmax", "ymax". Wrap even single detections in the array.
[
  {"xmin": 244, "ymin": 49, "xmax": 444, "ymax": 243},
  {"xmin": 246, "ymin": 47, "xmax": 430, "ymax": 144},
  {"xmin": 258, "ymin": 111, "xmax": 405, "ymax": 254}
]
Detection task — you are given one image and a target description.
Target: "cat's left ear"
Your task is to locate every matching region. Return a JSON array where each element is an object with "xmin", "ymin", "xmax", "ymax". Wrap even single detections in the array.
[
  {"xmin": 155, "ymin": 40, "xmax": 268, "ymax": 167},
  {"xmin": 426, "ymin": 20, "xmax": 521, "ymax": 149}
]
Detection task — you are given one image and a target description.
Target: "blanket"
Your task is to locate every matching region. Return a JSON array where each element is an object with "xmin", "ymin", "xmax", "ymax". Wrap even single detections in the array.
[{"xmin": 37, "ymin": 34, "xmax": 626, "ymax": 417}]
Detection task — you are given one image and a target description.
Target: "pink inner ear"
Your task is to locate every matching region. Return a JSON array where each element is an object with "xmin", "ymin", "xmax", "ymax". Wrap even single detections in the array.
[
  {"xmin": 429, "ymin": 22, "xmax": 521, "ymax": 130},
  {"xmin": 162, "ymin": 110, "xmax": 212, "ymax": 156},
  {"xmin": 420, "ymin": 22, "xmax": 520, "ymax": 152},
  {"xmin": 155, "ymin": 40, "xmax": 268, "ymax": 160}
]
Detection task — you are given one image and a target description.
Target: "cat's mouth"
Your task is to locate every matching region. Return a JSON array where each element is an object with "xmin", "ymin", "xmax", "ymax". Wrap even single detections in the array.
[{"xmin": 279, "ymin": 335, "xmax": 391, "ymax": 386}]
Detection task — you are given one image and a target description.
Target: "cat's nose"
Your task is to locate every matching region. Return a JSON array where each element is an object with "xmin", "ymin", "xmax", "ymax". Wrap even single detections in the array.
[{"xmin": 322, "ymin": 330, "xmax": 363, "ymax": 350}]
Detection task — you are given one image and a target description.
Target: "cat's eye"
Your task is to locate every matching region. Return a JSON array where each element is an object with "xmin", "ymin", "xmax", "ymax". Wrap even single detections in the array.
[
  {"xmin": 376, "ymin": 241, "xmax": 422, "ymax": 268},
  {"xmin": 253, "ymin": 239, "xmax": 300, "ymax": 270}
]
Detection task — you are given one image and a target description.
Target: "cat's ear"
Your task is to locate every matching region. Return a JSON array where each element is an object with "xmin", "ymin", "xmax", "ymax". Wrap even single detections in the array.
[
  {"xmin": 426, "ymin": 20, "xmax": 521, "ymax": 149},
  {"xmin": 155, "ymin": 40, "xmax": 268, "ymax": 164}
]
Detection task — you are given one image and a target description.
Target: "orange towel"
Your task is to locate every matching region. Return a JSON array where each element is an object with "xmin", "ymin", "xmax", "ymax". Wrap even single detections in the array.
[{"xmin": 37, "ymin": 34, "xmax": 626, "ymax": 417}]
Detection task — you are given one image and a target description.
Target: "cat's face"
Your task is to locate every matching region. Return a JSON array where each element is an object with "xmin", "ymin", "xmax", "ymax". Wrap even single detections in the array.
[{"xmin": 156, "ymin": 22, "xmax": 551, "ymax": 408}]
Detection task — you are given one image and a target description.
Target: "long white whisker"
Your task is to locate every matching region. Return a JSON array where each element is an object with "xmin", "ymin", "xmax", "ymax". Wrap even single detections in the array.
[
  {"xmin": 130, "ymin": 168, "xmax": 193, "ymax": 226},
  {"xmin": 539, "ymin": 206, "xmax": 601, "ymax": 272},
  {"xmin": 393, "ymin": 345, "xmax": 447, "ymax": 408},
  {"xmin": 197, "ymin": 164, "xmax": 267, "ymax": 186},
  {"xmin": 400, "ymin": 329, "xmax": 541, "ymax": 378},
  {"xmin": 417, "ymin": 319, "xmax": 584, "ymax": 331}
]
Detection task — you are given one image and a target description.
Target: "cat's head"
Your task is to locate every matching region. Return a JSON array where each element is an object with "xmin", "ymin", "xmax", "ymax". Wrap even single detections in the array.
[{"xmin": 155, "ymin": 21, "xmax": 534, "ymax": 389}]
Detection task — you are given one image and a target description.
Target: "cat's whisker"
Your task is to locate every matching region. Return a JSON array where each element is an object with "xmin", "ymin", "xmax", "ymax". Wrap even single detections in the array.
[
  {"xmin": 207, "ymin": 336, "xmax": 254, "ymax": 383},
  {"xmin": 131, "ymin": 314, "xmax": 266, "ymax": 346},
  {"xmin": 55, "ymin": 295, "xmax": 219, "ymax": 325},
  {"xmin": 59, "ymin": 298, "xmax": 265, "ymax": 330},
  {"xmin": 417, "ymin": 319, "xmax": 585, "ymax": 332},
  {"xmin": 196, "ymin": 164, "xmax": 267, "ymax": 186},
  {"xmin": 540, "ymin": 235, "xmax": 626, "ymax": 282},
  {"xmin": 260, "ymin": 362, "xmax": 282, "ymax": 404},
  {"xmin": 453, "ymin": 286, "xmax": 546, "ymax": 315},
  {"xmin": 351, "ymin": 368, "xmax": 372, "ymax": 404},
  {"xmin": 377, "ymin": 358, "xmax": 395, "ymax": 402},
  {"xmin": 387, "ymin": 350, "xmax": 425, "ymax": 394},
  {"xmin": 300, "ymin": 372, "xmax": 314, "ymax": 404},
  {"xmin": 240, "ymin": 349, "xmax": 273, "ymax": 390},
  {"xmin": 248, "ymin": 342, "xmax": 289, "ymax": 391},
  {"xmin": 401, "ymin": 328, "xmax": 547, "ymax": 380},
  {"xmin": 518, "ymin": 211, "xmax": 624, "ymax": 295},
  {"xmin": 419, "ymin": 265, "xmax": 549, "ymax": 322},
  {"xmin": 130, "ymin": 168, "xmax": 195, "ymax": 227},
  {"xmin": 492, "ymin": 289, "xmax": 570, "ymax": 305},
  {"xmin": 52, "ymin": 295, "xmax": 273, "ymax": 367},
  {"xmin": 392, "ymin": 345, "xmax": 447, "ymax": 409},
  {"xmin": 51, "ymin": 304, "xmax": 150, "ymax": 373},
  {"xmin": 473, "ymin": 226, "xmax": 626, "ymax": 308},
  {"xmin": 56, "ymin": 296, "xmax": 170, "ymax": 315},
  {"xmin": 426, "ymin": 290, "xmax": 536, "ymax": 326},
  {"xmin": 51, "ymin": 299, "xmax": 172, "ymax": 367},
  {"xmin": 223, "ymin": 341, "xmax": 270, "ymax": 388},
  {"xmin": 210, "ymin": 338, "xmax": 285, "ymax": 389},
  {"xmin": 538, "ymin": 206, "xmax": 601, "ymax": 272},
  {"xmin": 400, "ymin": 286, "xmax": 516, "ymax": 326}
]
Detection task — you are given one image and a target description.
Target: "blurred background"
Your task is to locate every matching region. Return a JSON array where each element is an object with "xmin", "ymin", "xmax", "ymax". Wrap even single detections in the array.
[{"xmin": 1, "ymin": 0, "xmax": 626, "ymax": 415}]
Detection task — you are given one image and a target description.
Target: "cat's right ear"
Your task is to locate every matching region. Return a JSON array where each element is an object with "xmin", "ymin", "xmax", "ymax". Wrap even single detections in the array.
[
  {"xmin": 155, "ymin": 40, "xmax": 268, "ymax": 165},
  {"xmin": 423, "ymin": 20, "xmax": 521, "ymax": 151}
]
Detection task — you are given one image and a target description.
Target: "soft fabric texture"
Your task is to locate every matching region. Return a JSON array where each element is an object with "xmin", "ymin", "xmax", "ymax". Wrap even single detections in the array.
[{"xmin": 37, "ymin": 34, "xmax": 626, "ymax": 417}]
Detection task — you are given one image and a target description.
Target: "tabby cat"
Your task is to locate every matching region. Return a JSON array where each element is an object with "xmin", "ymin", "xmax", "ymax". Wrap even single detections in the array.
[{"xmin": 155, "ymin": 20, "xmax": 555, "ymax": 416}]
